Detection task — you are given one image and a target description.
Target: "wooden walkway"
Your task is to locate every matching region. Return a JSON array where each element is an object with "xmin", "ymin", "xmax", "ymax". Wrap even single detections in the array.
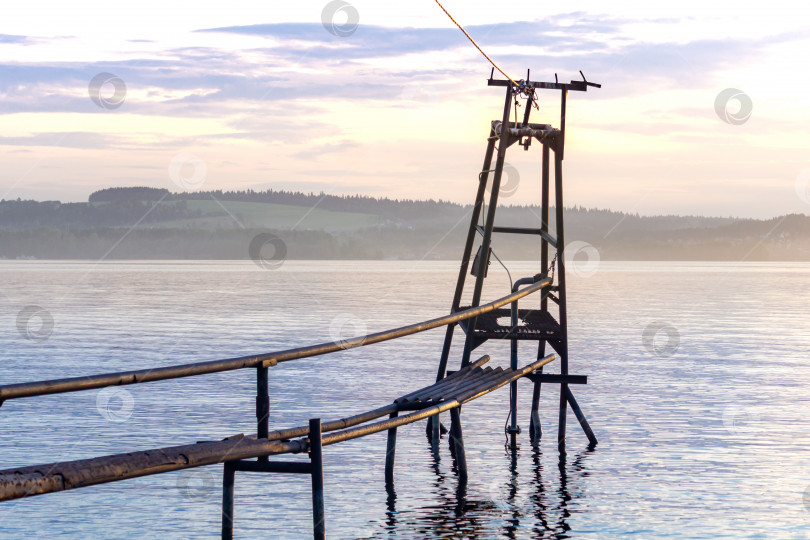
[{"xmin": 0, "ymin": 354, "xmax": 554, "ymax": 502}]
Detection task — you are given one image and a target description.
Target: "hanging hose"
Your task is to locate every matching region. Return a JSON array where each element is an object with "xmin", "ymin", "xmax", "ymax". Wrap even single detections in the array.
[
  {"xmin": 503, "ymin": 407, "xmax": 513, "ymax": 444},
  {"xmin": 490, "ymin": 249, "xmax": 512, "ymax": 290}
]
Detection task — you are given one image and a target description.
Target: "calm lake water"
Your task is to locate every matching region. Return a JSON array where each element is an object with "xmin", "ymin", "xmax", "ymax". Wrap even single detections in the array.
[{"xmin": 1, "ymin": 260, "xmax": 809, "ymax": 539}]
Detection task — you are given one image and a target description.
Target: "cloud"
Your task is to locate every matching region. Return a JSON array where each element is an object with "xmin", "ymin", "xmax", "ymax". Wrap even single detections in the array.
[
  {"xmin": 291, "ymin": 140, "xmax": 359, "ymax": 160},
  {"xmin": 0, "ymin": 15, "xmax": 790, "ymax": 122},
  {"xmin": 0, "ymin": 34, "xmax": 30, "ymax": 44},
  {"xmin": 0, "ymin": 12, "xmax": 803, "ymax": 206},
  {"xmin": 0, "ymin": 132, "xmax": 123, "ymax": 149},
  {"xmin": 197, "ymin": 18, "xmax": 622, "ymax": 60}
]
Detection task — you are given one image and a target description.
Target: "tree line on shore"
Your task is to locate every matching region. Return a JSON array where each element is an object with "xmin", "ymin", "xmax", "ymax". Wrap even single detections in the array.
[{"xmin": 1, "ymin": 187, "xmax": 808, "ymax": 260}]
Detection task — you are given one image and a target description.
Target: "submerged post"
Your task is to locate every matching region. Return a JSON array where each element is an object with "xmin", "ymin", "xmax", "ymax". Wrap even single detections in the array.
[
  {"xmin": 256, "ymin": 366, "xmax": 270, "ymax": 461},
  {"xmin": 309, "ymin": 418, "xmax": 325, "ymax": 540},
  {"xmin": 222, "ymin": 462, "xmax": 236, "ymax": 540},
  {"xmin": 385, "ymin": 411, "xmax": 398, "ymax": 485},
  {"xmin": 509, "ymin": 295, "xmax": 519, "ymax": 448},
  {"xmin": 449, "ymin": 407, "xmax": 468, "ymax": 482},
  {"xmin": 508, "ymin": 277, "xmax": 535, "ymax": 446}
]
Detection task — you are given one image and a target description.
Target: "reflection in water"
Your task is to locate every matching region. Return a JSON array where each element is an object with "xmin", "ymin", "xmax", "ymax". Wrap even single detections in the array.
[
  {"xmin": 380, "ymin": 434, "xmax": 595, "ymax": 539},
  {"xmin": 385, "ymin": 482, "xmax": 397, "ymax": 532}
]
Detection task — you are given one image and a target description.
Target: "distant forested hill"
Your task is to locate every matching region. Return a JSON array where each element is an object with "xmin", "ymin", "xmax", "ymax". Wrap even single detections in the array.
[
  {"xmin": 89, "ymin": 187, "xmax": 170, "ymax": 202},
  {"xmin": 172, "ymin": 189, "xmax": 463, "ymax": 223},
  {"xmin": 0, "ymin": 187, "xmax": 808, "ymax": 260}
]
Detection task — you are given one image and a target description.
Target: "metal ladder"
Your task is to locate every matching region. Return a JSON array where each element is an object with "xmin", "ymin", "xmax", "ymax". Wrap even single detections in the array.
[{"xmin": 432, "ymin": 70, "xmax": 601, "ymax": 451}]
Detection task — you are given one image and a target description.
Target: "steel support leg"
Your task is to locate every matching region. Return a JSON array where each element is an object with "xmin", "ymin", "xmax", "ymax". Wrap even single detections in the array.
[
  {"xmin": 449, "ymin": 408, "xmax": 468, "ymax": 482},
  {"xmin": 529, "ymin": 376, "xmax": 542, "ymax": 443},
  {"xmin": 558, "ymin": 384, "xmax": 568, "ymax": 452},
  {"xmin": 566, "ymin": 387, "xmax": 597, "ymax": 446}
]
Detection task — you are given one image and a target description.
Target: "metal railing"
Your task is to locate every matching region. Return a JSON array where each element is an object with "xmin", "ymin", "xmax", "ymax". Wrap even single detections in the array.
[{"xmin": 0, "ymin": 276, "xmax": 549, "ymax": 403}]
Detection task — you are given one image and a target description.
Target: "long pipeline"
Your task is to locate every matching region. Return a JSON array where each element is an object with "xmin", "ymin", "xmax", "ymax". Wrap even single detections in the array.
[{"xmin": 0, "ymin": 276, "xmax": 550, "ymax": 402}]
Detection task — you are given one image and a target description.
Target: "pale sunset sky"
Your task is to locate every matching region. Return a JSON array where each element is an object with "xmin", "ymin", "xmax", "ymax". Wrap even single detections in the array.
[{"xmin": 1, "ymin": 0, "xmax": 808, "ymax": 217}]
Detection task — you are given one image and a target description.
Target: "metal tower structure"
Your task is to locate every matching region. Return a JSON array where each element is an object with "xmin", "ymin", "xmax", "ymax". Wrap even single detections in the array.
[{"xmin": 432, "ymin": 69, "xmax": 600, "ymax": 450}]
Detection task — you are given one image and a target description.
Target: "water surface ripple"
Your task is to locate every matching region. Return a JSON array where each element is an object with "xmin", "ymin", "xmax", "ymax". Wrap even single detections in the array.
[{"xmin": 1, "ymin": 261, "xmax": 809, "ymax": 539}]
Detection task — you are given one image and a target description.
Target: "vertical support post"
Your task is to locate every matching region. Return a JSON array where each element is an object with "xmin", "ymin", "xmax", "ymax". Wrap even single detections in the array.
[
  {"xmin": 559, "ymin": 88, "xmax": 568, "ymax": 161},
  {"xmin": 256, "ymin": 365, "xmax": 269, "ymax": 462},
  {"xmin": 449, "ymin": 408, "xmax": 467, "ymax": 482},
  {"xmin": 221, "ymin": 462, "xmax": 235, "ymax": 540},
  {"xmin": 531, "ymin": 142, "xmax": 552, "ymax": 443},
  {"xmin": 540, "ymin": 142, "xmax": 551, "ymax": 312},
  {"xmin": 529, "ymin": 142, "xmax": 559, "ymax": 443},
  {"xmin": 520, "ymin": 88, "xmax": 533, "ymax": 127},
  {"xmin": 461, "ymin": 84, "xmax": 514, "ymax": 366},
  {"xmin": 384, "ymin": 411, "xmax": 398, "ymax": 485},
  {"xmin": 309, "ymin": 418, "xmax": 325, "ymax": 540},
  {"xmin": 554, "ymin": 139, "xmax": 568, "ymax": 452},
  {"xmin": 429, "ymin": 407, "xmax": 441, "ymax": 455},
  {"xmin": 508, "ymin": 295, "xmax": 519, "ymax": 448},
  {"xmin": 529, "ymin": 380, "xmax": 542, "ymax": 442}
]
